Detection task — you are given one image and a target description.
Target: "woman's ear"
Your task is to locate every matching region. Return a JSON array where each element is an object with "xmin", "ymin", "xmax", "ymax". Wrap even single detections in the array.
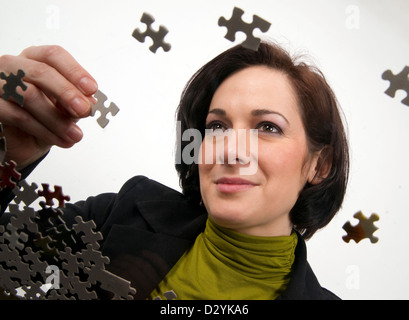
[{"xmin": 308, "ymin": 146, "xmax": 333, "ymax": 185}]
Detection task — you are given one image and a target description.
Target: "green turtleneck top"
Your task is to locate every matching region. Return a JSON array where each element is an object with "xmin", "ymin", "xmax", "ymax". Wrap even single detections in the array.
[{"xmin": 149, "ymin": 218, "xmax": 298, "ymax": 300}]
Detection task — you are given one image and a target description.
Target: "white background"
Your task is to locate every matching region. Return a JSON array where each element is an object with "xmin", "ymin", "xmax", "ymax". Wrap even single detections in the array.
[{"xmin": 1, "ymin": 0, "xmax": 408, "ymax": 300}]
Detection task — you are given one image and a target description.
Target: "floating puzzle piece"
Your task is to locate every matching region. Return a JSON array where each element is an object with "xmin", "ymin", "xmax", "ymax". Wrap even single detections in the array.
[
  {"xmin": 342, "ymin": 211, "xmax": 379, "ymax": 244},
  {"xmin": 91, "ymin": 90, "xmax": 120, "ymax": 128},
  {"xmin": 0, "ymin": 69, "xmax": 27, "ymax": 106},
  {"xmin": 218, "ymin": 7, "xmax": 271, "ymax": 51},
  {"xmin": 0, "ymin": 160, "xmax": 21, "ymax": 190},
  {"xmin": 382, "ymin": 66, "xmax": 409, "ymax": 106},
  {"xmin": 132, "ymin": 12, "xmax": 171, "ymax": 53},
  {"xmin": 37, "ymin": 183, "xmax": 70, "ymax": 208}
]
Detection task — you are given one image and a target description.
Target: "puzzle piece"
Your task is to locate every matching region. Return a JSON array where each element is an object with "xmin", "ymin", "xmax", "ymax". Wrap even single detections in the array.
[
  {"xmin": 0, "ymin": 243, "xmax": 32, "ymax": 286},
  {"xmin": 153, "ymin": 290, "xmax": 177, "ymax": 300},
  {"xmin": 37, "ymin": 183, "xmax": 70, "ymax": 208},
  {"xmin": 60, "ymin": 247, "xmax": 84, "ymax": 276},
  {"xmin": 382, "ymin": 66, "xmax": 409, "ymax": 106},
  {"xmin": 218, "ymin": 7, "xmax": 271, "ymax": 51},
  {"xmin": 0, "ymin": 160, "xmax": 21, "ymax": 190},
  {"xmin": 132, "ymin": 12, "xmax": 171, "ymax": 53},
  {"xmin": 45, "ymin": 272, "xmax": 73, "ymax": 300},
  {"xmin": 3, "ymin": 223, "xmax": 29, "ymax": 250},
  {"xmin": 0, "ymin": 69, "xmax": 27, "ymax": 106},
  {"xmin": 33, "ymin": 233, "xmax": 58, "ymax": 257},
  {"xmin": 22, "ymin": 247, "xmax": 48, "ymax": 278},
  {"xmin": 47, "ymin": 223, "xmax": 77, "ymax": 251},
  {"xmin": 68, "ymin": 275, "xmax": 97, "ymax": 300},
  {"xmin": 84, "ymin": 267, "xmax": 136, "ymax": 300},
  {"xmin": 13, "ymin": 179, "xmax": 39, "ymax": 207},
  {"xmin": 9, "ymin": 204, "xmax": 38, "ymax": 234},
  {"xmin": 342, "ymin": 211, "xmax": 379, "ymax": 244},
  {"xmin": 73, "ymin": 216, "xmax": 103, "ymax": 250},
  {"xmin": 36, "ymin": 205, "xmax": 64, "ymax": 228},
  {"xmin": 91, "ymin": 90, "xmax": 120, "ymax": 128},
  {"xmin": 0, "ymin": 255, "xmax": 20, "ymax": 297}
]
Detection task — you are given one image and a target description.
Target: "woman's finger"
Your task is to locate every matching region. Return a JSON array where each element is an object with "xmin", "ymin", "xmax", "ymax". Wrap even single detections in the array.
[
  {"xmin": 20, "ymin": 82, "xmax": 84, "ymax": 144},
  {"xmin": 0, "ymin": 52, "xmax": 93, "ymax": 118},
  {"xmin": 0, "ymin": 96, "xmax": 74, "ymax": 149},
  {"xmin": 20, "ymin": 45, "xmax": 98, "ymax": 96}
]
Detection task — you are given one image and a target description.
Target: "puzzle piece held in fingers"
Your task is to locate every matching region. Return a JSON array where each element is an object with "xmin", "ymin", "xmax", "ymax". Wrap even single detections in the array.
[
  {"xmin": 91, "ymin": 90, "xmax": 120, "ymax": 128},
  {"xmin": 0, "ymin": 69, "xmax": 27, "ymax": 106}
]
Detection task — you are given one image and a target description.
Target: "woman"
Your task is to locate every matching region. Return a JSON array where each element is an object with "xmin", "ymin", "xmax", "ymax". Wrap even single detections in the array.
[{"xmin": 0, "ymin": 42, "xmax": 349, "ymax": 300}]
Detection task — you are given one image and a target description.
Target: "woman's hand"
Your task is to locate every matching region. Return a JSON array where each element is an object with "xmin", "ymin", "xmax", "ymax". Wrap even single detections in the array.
[{"xmin": 0, "ymin": 45, "xmax": 98, "ymax": 170}]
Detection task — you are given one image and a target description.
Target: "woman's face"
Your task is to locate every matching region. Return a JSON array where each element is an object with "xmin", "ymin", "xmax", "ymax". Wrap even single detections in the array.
[{"xmin": 198, "ymin": 66, "xmax": 320, "ymax": 237}]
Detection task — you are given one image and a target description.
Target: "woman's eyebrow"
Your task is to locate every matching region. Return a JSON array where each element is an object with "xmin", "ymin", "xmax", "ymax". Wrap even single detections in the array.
[
  {"xmin": 208, "ymin": 108, "xmax": 289, "ymax": 125},
  {"xmin": 208, "ymin": 108, "xmax": 226, "ymax": 116},
  {"xmin": 251, "ymin": 109, "xmax": 289, "ymax": 125}
]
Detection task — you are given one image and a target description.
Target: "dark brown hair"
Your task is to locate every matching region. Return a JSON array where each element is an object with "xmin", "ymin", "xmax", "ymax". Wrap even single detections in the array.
[{"xmin": 175, "ymin": 41, "xmax": 349, "ymax": 239}]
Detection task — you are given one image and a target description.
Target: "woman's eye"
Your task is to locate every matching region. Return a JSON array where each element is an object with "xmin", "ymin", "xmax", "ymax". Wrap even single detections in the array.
[
  {"xmin": 206, "ymin": 121, "xmax": 227, "ymax": 132},
  {"xmin": 257, "ymin": 122, "xmax": 282, "ymax": 134}
]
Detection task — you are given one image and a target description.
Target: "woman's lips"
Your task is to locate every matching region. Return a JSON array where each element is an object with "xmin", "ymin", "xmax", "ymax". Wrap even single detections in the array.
[{"xmin": 215, "ymin": 177, "xmax": 258, "ymax": 193}]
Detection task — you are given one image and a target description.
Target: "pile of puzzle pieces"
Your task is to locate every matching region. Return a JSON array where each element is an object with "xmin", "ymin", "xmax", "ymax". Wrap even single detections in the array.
[{"xmin": 0, "ymin": 178, "xmax": 136, "ymax": 299}]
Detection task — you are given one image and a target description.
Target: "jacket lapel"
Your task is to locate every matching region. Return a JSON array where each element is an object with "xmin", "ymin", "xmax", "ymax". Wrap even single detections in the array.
[
  {"xmin": 101, "ymin": 198, "xmax": 207, "ymax": 299},
  {"xmin": 136, "ymin": 199, "xmax": 207, "ymax": 240}
]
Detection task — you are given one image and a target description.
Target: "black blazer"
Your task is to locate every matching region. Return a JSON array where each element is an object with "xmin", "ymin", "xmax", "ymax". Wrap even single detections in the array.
[{"xmin": 1, "ymin": 174, "xmax": 340, "ymax": 300}]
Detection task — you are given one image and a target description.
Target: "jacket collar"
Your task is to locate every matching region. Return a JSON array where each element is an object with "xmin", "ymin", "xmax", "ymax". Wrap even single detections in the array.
[
  {"xmin": 102, "ymin": 197, "xmax": 331, "ymax": 300},
  {"xmin": 101, "ymin": 198, "xmax": 207, "ymax": 299},
  {"xmin": 135, "ymin": 198, "xmax": 207, "ymax": 241}
]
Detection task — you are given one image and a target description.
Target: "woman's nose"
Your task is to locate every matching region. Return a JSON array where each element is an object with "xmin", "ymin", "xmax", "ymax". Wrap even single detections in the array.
[{"xmin": 220, "ymin": 129, "xmax": 259, "ymax": 175}]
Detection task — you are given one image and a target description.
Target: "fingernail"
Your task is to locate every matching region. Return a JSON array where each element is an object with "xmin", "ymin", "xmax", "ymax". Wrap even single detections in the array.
[
  {"xmin": 79, "ymin": 77, "xmax": 98, "ymax": 95},
  {"xmin": 71, "ymin": 97, "xmax": 90, "ymax": 117},
  {"xmin": 67, "ymin": 124, "xmax": 83, "ymax": 142}
]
